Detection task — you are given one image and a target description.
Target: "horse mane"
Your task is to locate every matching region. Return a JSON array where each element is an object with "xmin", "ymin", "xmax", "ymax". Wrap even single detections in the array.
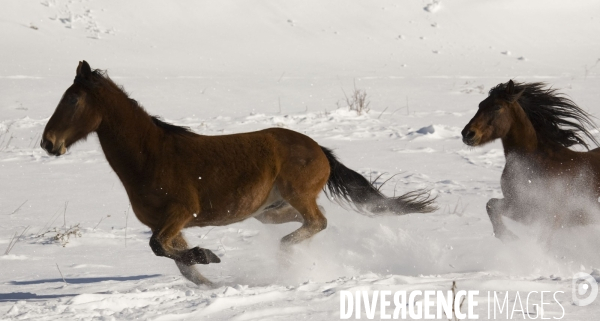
[
  {"xmin": 75, "ymin": 69, "xmax": 195, "ymax": 137},
  {"xmin": 489, "ymin": 81, "xmax": 600, "ymax": 149},
  {"xmin": 151, "ymin": 116, "xmax": 195, "ymax": 136}
]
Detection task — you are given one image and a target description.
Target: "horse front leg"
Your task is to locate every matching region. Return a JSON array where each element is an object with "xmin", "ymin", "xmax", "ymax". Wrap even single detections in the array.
[
  {"xmin": 171, "ymin": 233, "xmax": 216, "ymax": 286},
  {"xmin": 148, "ymin": 213, "xmax": 220, "ymax": 286},
  {"xmin": 486, "ymin": 198, "xmax": 519, "ymax": 242},
  {"xmin": 149, "ymin": 227, "xmax": 220, "ymax": 266}
]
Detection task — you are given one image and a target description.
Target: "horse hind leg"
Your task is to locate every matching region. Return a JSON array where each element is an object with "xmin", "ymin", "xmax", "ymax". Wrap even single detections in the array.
[
  {"xmin": 255, "ymin": 202, "xmax": 305, "ymax": 224},
  {"xmin": 255, "ymin": 201, "xmax": 326, "ymax": 269},
  {"xmin": 279, "ymin": 198, "xmax": 327, "ymax": 249},
  {"xmin": 274, "ymin": 147, "xmax": 329, "ymax": 249},
  {"xmin": 255, "ymin": 201, "xmax": 327, "ymax": 225}
]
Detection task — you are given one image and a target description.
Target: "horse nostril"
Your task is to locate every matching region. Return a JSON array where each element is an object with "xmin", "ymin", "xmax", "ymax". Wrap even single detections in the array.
[
  {"xmin": 41, "ymin": 140, "xmax": 54, "ymax": 153},
  {"xmin": 462, "ymin": 129, "xmax": 476, "ymax": 140}
]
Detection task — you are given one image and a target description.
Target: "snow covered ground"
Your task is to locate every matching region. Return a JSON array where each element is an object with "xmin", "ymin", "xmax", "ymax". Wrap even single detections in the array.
[{"xmin": 1, "ymin": 0, "xmax": 600, "ymax": 320}]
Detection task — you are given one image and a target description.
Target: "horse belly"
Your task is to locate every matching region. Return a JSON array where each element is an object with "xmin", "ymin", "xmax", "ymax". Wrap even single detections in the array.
[
  {"xmin": 194, "ymin": 186, "xmax": 283, "ymax": 226},
  {"xmin": 248, "ymin": 186, "xmax": 283, "ymax": 217}
]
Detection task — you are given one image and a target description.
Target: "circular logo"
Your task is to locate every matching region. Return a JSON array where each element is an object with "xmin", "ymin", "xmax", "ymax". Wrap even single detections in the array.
[{"xmin": 572, "ymin": 272, "xmax": 598, "ymax": 306}]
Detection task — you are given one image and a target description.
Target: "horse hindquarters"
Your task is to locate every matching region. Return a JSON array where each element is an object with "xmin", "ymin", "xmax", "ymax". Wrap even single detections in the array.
[{"xmin": 272, "ymin": 141, "xmax": 330, "ymax": 248}]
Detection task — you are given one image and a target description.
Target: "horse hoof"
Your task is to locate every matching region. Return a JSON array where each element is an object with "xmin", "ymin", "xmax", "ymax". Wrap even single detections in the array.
[
  {"xmin": 203, "ymin": 248, "xmax": 221, "ymax": 264},
  {"xmin": 183, "ymin": 247, "xmax": 221, "ymax": 265}
]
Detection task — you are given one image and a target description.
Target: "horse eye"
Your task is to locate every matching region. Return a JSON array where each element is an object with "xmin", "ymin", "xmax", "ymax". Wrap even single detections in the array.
[{"xmin": 69, "ymin": 97, "xmax": 78, "ymax": 105}]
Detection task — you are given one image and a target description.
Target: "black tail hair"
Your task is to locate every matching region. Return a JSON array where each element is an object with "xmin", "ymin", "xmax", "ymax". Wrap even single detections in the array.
[{"xmin": 320, "ymin": 147, "xmax": 437, "ymax": 215}]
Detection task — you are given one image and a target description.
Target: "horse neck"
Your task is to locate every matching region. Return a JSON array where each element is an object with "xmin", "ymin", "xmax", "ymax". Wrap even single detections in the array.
[
  {"xmin": 501, "ymin": 103, "xmax": 538, "ymax": 156},
  {"xmin": 94, "ymin": 90, "xmax": 160, "ymax": 182}
]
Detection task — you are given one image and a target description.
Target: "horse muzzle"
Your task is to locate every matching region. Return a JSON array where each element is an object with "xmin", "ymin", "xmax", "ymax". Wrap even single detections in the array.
[
  {"xmin": 461, "ymin": 128, "xmax": 478, "ymax": 146},
  {"xmin": 40, "ymin": 137, "xmax": 66, "ymax": 156}
]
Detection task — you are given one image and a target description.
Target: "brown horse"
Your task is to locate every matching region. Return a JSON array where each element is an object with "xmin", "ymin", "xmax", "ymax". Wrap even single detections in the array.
[
  {"xmin": 462, "ymin": 80, "xmax": 600, "ymax": 242},
  {"xmin": 41, "ymin": 61, "xmax": 436, "ymax": 285}
]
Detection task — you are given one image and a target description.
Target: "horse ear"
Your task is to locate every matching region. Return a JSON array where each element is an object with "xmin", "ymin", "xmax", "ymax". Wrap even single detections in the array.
[
  {"xmin": 510, "ymin": 88, "xmax": 526, "ymax": 103},
  {"xmin": 76, "ymin": 60, "xmax": 92, "ymax": 78},
  {"xmin": 505, "ymin": 80, "xmax": 524, "ymax": 103},
  {"xmin": 506, "ymin": 80, "xmax": 515, "ymax": 94}
]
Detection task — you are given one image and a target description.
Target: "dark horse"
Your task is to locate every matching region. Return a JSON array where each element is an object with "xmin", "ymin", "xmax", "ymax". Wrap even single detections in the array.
[
  {"xmin": 462, "ymin": 80, "xmax": 600, "ymax": 242},
  {"xmin": 41, "ymin": 61, "xmax": 436, "ymax": 285}
]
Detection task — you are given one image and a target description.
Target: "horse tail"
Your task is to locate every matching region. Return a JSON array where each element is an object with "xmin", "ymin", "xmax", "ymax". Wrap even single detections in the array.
[{"xmin": 320, "ymin": 146, "xmax": 437, "ymax": 215}]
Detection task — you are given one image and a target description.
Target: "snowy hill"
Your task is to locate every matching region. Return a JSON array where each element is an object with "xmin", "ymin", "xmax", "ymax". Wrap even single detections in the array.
[{"xmin": 1, "ymin": 0, "xmax": 600, "ymax": 320}]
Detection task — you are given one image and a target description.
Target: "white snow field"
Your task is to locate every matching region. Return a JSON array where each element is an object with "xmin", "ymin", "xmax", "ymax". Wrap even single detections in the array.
[{"xmin": 2, "ymin": 0, "xmax": 600, "ymax": 320}]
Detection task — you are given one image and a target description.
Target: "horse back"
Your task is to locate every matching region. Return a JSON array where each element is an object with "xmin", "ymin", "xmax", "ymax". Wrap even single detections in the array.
[{"xmin": 135, "ymin": 127, "xmax": 327, "ymax": 227}]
